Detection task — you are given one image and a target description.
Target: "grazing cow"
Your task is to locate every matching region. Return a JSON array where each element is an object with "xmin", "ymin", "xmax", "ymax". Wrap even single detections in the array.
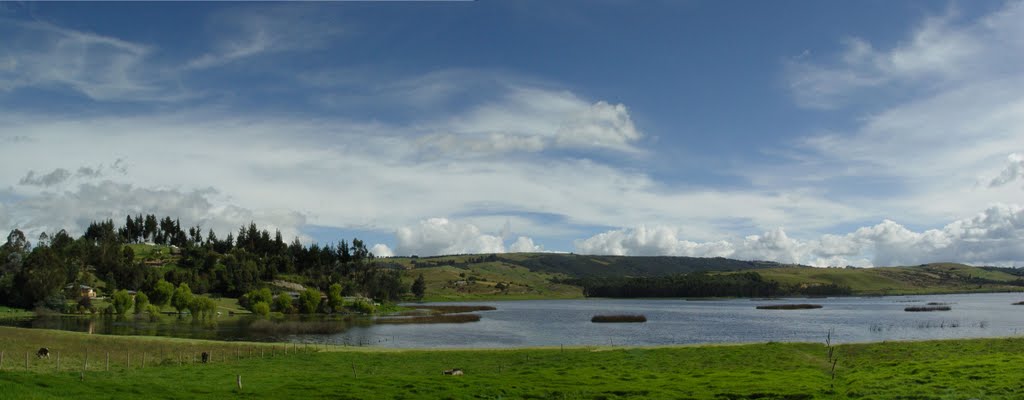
[
  {"xmin": 442, "ymin": 368, "xmax": 463, "ymax": 376},
  {"xmin": 201, "ymin": 352, "xmax": 209, "ymax": 363},
  {"xmin": 36, "ymin": 347, "xmax": 50, "ymax": 359}
]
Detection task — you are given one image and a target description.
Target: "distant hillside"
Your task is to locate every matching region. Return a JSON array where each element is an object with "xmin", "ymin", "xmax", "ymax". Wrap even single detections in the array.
[
  {"xmin": 386, "ymin": 253, "xmax": 788, "ymax": 278},
  {"xmin": 384, "ymin": 254, "xmax": 1024, "ymax": 300},
  {"xmin": 746, "ymin": 263, "xmax": 1024, "ymax": 295}
]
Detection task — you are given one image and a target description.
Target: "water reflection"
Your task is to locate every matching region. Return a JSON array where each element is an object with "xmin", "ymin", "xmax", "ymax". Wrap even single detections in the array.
[{"xmin": 3, "ymin": 292, "xmax": 1024, "ymax": 348}]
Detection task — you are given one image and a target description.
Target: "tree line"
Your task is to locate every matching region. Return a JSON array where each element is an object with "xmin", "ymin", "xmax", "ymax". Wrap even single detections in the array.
[{"xmin": 0, "ymin": 214, "xmax": 405, "ymax": 311}]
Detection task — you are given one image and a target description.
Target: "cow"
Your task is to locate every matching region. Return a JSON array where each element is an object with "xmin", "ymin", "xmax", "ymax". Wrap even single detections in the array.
[
  {"xmin": 442, "ymin": 368, "xmax": 463, "ymax": 376},
  {"xmin": 36, "ymin": 347, "xmax": 50, "ymax": 359},
  {"xmin": 201, "ymin": 352, "xmax": 209, "ymax": 363}
]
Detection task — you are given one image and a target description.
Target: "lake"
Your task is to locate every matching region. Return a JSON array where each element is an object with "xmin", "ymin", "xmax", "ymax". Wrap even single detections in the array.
[{"xmin": 4, "ymin": 292, "xmax": 1024, "ymax": 348}]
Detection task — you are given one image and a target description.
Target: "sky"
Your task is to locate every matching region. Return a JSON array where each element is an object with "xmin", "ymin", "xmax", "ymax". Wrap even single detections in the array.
[{"xmin": 1, "ymin": 1, "xmax": 1023, "ymax": 267}]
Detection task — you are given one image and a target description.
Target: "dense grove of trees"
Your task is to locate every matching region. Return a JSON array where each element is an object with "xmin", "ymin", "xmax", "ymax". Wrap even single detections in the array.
[
  {"xmin": 567, "ymin": 272, "xmax": 852, "ymax": 298},
  {"xmin": 0, "ymin": 215, "xmax": 405, "ymax": 311}
]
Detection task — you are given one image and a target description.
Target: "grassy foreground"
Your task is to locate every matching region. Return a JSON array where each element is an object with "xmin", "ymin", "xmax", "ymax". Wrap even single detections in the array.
[{"xmin": 2, "ymin": 327, "xmax": 1024, "ymax": 399}]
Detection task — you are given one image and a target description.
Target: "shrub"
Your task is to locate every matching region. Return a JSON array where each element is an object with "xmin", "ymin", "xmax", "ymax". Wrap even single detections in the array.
[
  {"xmin": 189, "ymin": 296, "xmax": 217, "ymax": 319},
  {"xmin": 298, "ymin": 288, "xmax": 322, "ymax": 314},
  {"xmin": 273, "ymin": 294, "xmax": 294, "ymax": 314},
  {"xmin": 171, "ymin": 283, "xmax": 193, "ymax": 314},
  {"xmin": 149, "ymin": 279, "xmax": 175, "ymax": 308},
  {"xmin": 328, "ymin": 283, "xmax": 343, "ymax": 312},
  {"xmin": 133, "ymin": 291, "xmax": 149, "ymax": 314},
  {"xmin": 351, "ymin": 298, "xmax": 375, "ymax": 314},
  {"xmin": 111, "ymin": 289, "xmax": 133, "ymax": 315},
  {"xmin": 252, "ymin": 301, "xmax": 270, "ymax": 316}
]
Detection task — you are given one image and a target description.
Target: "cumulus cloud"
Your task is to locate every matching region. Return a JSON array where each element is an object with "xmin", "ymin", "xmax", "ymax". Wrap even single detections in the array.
[
  {"xmin": 508, "ymin": 236, "xmax": 543, "ymax": 253},
  {"xmin": 392, "ymin": 218, "xmax": 544, "ymax": 256},
  {"xmin": 575, "ymin": 205, "xmax": 1024, "ymax": 267},
  {"xmin": 0, "ymin": 180, "xmax": 308, "ymax": 244},
  {"xmin": 990, "ymin": 153, "xmax": 1024, "ymax": 188},
  {"xmin": 371, "ymin": 243, "xmax": 395, "ymax": 258}
]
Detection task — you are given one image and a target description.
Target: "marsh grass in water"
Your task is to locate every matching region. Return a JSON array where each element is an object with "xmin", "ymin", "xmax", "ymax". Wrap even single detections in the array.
[
  {"xmin": 905, "ymin": 306, "xmax": 952, "ymax": 312},
  {"xmin": 756, "ymin": 304, "xmax": 823, "ymax": 310},
  {"xmin": 375, "ymin": 313, "xmax": 482, "ymax": 324},
  {"xmin": 591, "ymin": 314, "xmax": 647, "ymax": 323},
  {"xmin": 406, "ymin": 305, "xmax": 496, "ymax": 314}
]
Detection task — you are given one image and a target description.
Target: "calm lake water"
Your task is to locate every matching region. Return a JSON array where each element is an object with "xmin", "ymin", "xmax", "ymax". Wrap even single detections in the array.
[{"xmin": 5, "ymin": 292, "xmax": 1024, "ymax": 348}]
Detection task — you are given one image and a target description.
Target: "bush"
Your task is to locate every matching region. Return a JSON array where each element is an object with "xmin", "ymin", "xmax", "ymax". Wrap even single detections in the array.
[
  {"xmin": 111, "ymin": 289, "xmax": 133, "ymax": 315},
  {"xmin": 171, "ymin": 283, "xmax": 193, "ymax": 314},
  {"xmin": 241, "ymin": 288, "xmax": 273, "ymax": 311},
  {"xmin": 298, "ymin": 288, "xmax": 321, "ymax": 314},
  {"xmin": 150, "ymin": 279, "xmax": 174, "ymax": 308},
  {"xmin": 133, "ymin": 291, "xmax": 149, "ymax": 314},
  {"xmin": 328, "ymin": 283, "xmax": 343, "ymax": 312},
  {"xmin": 351, "ymin": 298, "xmax": 375, "ymax": 314},
  {"xmin": 252, "ymin": 301, "xmax": 270, "ymax": 316},
  {"xmin": 273, "ymin": 294, "xmax": 294, "ymax": 314},
  {"xmin": 189, "ymin": 296, "xmax": 217, "ymax": 319}
]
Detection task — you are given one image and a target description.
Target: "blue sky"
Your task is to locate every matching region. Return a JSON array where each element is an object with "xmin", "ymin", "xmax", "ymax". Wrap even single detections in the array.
[{"xmin": 1, "ymin": 1, "xmax": 1023, "ymax": 266}]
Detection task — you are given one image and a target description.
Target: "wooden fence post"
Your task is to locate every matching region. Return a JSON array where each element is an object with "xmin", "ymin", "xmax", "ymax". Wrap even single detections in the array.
[
  {"xmin": 56, "ymin": 352, "xmax": 60, "ymax": 371},
  {"xmin": 1, "ymin": 350, "xmax": 5, "ymax": 370},
  {"xmin": 106, "ymin": 352, "xmax": 109, "ymax": 372},
  {"xmin": 127, "ymin": 352, "xmax": 130, "ymax": 369},
  {"xmin": 25, "ymin": 351, "xmax": 29, "ymax": 370}
]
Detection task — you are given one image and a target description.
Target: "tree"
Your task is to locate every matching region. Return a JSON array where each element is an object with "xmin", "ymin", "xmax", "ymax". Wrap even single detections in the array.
[
  {"xmin": 15, "ymin": 245, "xmax": 66, "ymax": 308},
  {"xmin": 111, "ymin": 289, "xmax": 133, "ymax": 315},
  {"xmin": 327, "ymin": 283, "xmax": 343, "ymax": 312},
  {"xmin": 189, "ymin": 296, "xmax": 217, "ymax": 319},
  {"xmin": 171, "ymin": 283, "xmax": 194, "ymax": 313},
  {"xmin": 133, "ymin": 291, "xmax": 149, "ymax": 314},
  {"xmin": 150, "ymin": 279, "xmax": 175, "ymax": 308},
  {"xmin": 298, "ymin": 288, "xmax": 321, "ymax": 314},
  {"xmin": 411, "ymin": 273, "xmax": 426, "ymax": 301}
]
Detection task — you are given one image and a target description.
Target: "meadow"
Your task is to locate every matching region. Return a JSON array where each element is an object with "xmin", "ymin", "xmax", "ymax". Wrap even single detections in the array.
[{"xmin": 2, "ymin": 326, "xmax": 1024, "ymax": 399}]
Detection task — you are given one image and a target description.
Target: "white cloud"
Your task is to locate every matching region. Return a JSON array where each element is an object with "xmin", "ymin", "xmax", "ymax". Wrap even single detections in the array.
[
  {"xmin": 786, "ymin": 3, "xmax": 1024, "ymax": 109},
  {"xmin": 990, "ymin": 153, "xmax": 1024, "ymax": 188},
  {"xmin": 370, "ymin": 243, "xmax": 395, "ymax": 258},
  {"xmin": 758, "ymin": 2, "xmax": 1024, "ymax": 232},
  {"xmin": 575, "ymin": 205, "xmax": 1024, "ymax": 267},
  {"xmin": 0, "ymin": 180, "xmax": 308, "ymax": 244},
  {"xmin": 184, "ymin": 5, "xmax": 344, "ymax": 70},
  {"xmin": 508, "ymin": 236, "xmax": 543, "ymax": 253},
  {"xmin": 394, "ymin": 218, "xmax": 507, "ymax": 256},
  {"xmin": 0, "ymin": 19, "xmax": 182, "ymax": 101},
  {"xmin": 418, "ymin": 88, "xmax": 644, "ymax": 156}
]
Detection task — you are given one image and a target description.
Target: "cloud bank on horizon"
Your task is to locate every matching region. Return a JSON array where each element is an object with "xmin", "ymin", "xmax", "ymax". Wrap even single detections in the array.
[{"xmin": 1, "ymin": 1, "xmax": 1022, "ymax": 267}]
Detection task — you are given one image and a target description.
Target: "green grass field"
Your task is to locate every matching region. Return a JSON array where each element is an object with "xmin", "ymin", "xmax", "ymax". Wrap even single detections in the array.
[
  {"xmin": 2, "ymin": 326, "xmax": 1024, "ymax": 399},
  {"xmin": 401, "ymin": 262, "xmax": 583, "ymax": 302},
  {"xmin": 751, "ymin": 263, "xmax": 1024, "ymax": 295}
]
